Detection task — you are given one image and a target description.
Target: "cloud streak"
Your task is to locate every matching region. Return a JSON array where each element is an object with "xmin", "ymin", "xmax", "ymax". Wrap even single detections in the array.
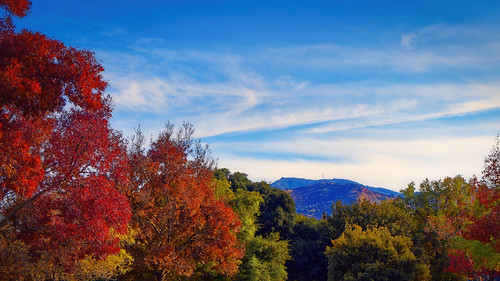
[
  {"xmin": 214, "ymin": 135, "xmax": 493, "ymax": 190},
  {"xmin": 108, "ymin": 65, "xmax": 500, "ymax": 138},
  {"xmin": 99, "ymin": 22, "xmax": 500, "ymax": 190}
]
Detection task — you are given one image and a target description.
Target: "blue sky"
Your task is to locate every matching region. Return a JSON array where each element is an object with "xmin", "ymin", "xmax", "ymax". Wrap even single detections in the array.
[{"xmin": 18, "ymin": 0, "xmax": 500, "ymax": 191}]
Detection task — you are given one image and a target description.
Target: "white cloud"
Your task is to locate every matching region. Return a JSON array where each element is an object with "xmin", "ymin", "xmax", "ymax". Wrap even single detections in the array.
[
  {"xmin": 111, "ymin": 78, "xmax": 171, "ymax": 111},
  {"xmin": 100, "ymin": 21, "xmax": 500, "ymax": 189},
  {"xmin": 401, "ymin": 33, "xmax": 417, "ymax": 49},
  {"xmin": 215, "ymin": 136, "xmax": 493, "ymax": 191},
  {"xmin": 108, "ymin": 73, "xmax": 266, "ymax": 115},
  {"xmin": 258, "ymin": 23, "xmax": 500, "ymax": 73},
  {"xmin": 304, "ymin": 82, "xmax": 500, "ymax": 134},
  {"xmin": 108, "ymin": 60, "xmax": 500, "ymax": 138},
  {"xmin": 275, "ymin": 75, "xmax": 309, "ymax": 90}
]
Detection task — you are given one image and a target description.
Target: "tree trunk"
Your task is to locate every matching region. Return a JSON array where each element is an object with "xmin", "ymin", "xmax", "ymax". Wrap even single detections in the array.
[{"xmin": 154, "ymin": 271, "xmax": 164, "ymax": 281}]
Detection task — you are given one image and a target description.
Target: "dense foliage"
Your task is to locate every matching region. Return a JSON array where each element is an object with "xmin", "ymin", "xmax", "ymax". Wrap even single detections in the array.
[
  {"xmin": 1, "ymin": 1, "xmax": 498, "ymax": 280},
  {"xmin": 120, "ymin": 126, "xmax": 244, "ymax": 281},
  {"xmin": 214, "ymin": 169, "xmax": 292, "ymax": 281},
  {"xmin": 0, "ymin": 2, "xmax": 243, "ymax": 281},
  {"xmin": 325, "ymin": 224, "xmax": 429, "ymax": 281},
  {"xmin": 1, "ymin": 1, "xmax": 130, "ymax": 279}
]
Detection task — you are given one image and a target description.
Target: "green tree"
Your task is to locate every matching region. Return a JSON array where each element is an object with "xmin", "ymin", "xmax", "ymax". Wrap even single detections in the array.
[
  {"xmin": 201, "ymin": 169, "xmax": 291, "ymax": 281},
  {"xmin": 227, "ymin": 172, "xmax": 252, "ymax": 191},
  {"xmin": 398, "ymin": 176, "xmax": 472, "ymax": 281},
  {"xmin": 424, "ymin": 139, "xmax": 500, "ymax": 280},
  {"xmin": 257, "ymin": 186, "xmax": 297, "ymax": 239},
  {"xmin": 317, "ymin": 200, "xmax": 418, "ymax": 281},
  {"xmin": 325, "ymin": 224, "xmax": 430, "ymax": 281},
  {"xmin": 288, "ymin": 215, "xmax": 328, "ymax": 281},
  {"xmin": 230, "ymin": 188, "xmax": 290, "ymax": 281},
  {"xmin": 223, "ymin": 170, "xmax": 297, "ymax": 240},
  {"xmin": 231, "ymin": 189, "xmax": 263, "ymax": 242},
  {"xmin": 325, "ymin": 199, "xmax": 415, "ymax": 239},
  {"xmin": 238, "ymin": 233, "xmax": 290, "ymax": 281}
]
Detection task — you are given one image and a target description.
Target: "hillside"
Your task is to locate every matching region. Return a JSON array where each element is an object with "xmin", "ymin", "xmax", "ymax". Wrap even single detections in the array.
[{"xmin": 271, "ymin": 178, "xmax": 399, "ymax": 219}]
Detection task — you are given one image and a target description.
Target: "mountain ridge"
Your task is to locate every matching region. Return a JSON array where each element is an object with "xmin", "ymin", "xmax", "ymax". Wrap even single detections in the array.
[{"xmin": 270, "ymin": 177, "xmax": 399, "ymax": 219}]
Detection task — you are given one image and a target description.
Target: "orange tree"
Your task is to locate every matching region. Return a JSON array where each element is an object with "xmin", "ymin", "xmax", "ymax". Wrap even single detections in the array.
[{"xmin": 122, "ymin": 124, "xmax": 243, "ymax": 281}]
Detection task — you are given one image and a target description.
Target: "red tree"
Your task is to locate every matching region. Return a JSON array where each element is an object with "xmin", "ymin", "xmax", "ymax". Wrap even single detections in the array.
[
  {"xmin": 1, "ymin": 1, "xmax": 107, "ymax": 202},
  {"xmin": 0, "ymin": 2, "xmax": 131, "ymax": 278},
  {"xmin": 443, "ymin": 179, "xmax": 500, "ymax": 280},
  {"xmin": 0, "ymin": 0, "xmax": 31, "ymax": 17},
  {"xmin": 13, "ymin": 109, "xmax": 131, "ymax": 271},
  {"xmin": 483, "ymin": 135, "xmax": 500, "ymax": 188},
  {"xmin": 427, "ymin": 139, "xmax": 500, "ymax": 280},
  {"xmin": 124, "ymin": 124, "xmax": 244, "ymax": 281}
]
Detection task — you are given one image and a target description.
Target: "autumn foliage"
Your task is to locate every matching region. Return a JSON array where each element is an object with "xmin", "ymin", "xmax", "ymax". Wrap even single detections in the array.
[
  {"xmin": 442, "ymin": 180, "xmax": 500, "ymax": 280},
  {"xmin": 0, "ymin": 0, "xmax": 31, "ymax": 17},
  {"xmin": 124, "ymin": 125, "xmax": 243, "ymax": 281},
  {"xmin": 0, "ymin": 0, "xmax": 108, "ymax": 202},
  {"xmin": 0, "ymin": 1, "xmax": 131, "ymax": 279},
  {"xmin": 14, "ymin": 109, "xmax": 131, "ymax": 270},
  {"xmin": 0, "ymin": 2, "xmax": 246, "ymax": 280},
  {"xmin": 2, "ymin": 1, "xmax": 500, "ymax": 280},
  {"xmin": 424, "ymin": 141, "xmax": 500, "ymax": 280}
]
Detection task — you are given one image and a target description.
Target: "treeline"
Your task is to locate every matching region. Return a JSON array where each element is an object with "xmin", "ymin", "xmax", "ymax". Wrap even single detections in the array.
[
  {"xmin": 213, "ymin": 145, "xmax": 500, "ymax": 281},
  {"xmin": 1, "ymin": 1, "xmax": 499, "ymax": 281}
]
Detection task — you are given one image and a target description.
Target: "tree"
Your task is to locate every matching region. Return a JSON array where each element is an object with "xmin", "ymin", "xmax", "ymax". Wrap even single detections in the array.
[
  {"xmin": 231, "ymin": 187, "xmax": 290, "ymax": 281},
  {"xmin": 325, "ymin": 224, "xmax": 430, "ymax": 281},
  {"xmin": 123, "ymin": 125, "xmax": 244, "ymax": 281},
  {"xmin": 1, "ymin": 6, "xmax": 108, "ymax": 205},
  {"xmin": 426, "ymin": 179, "xmax": 500, "ymax": 280},
  {"xmin": 425, "ymin": 140, "xmax": 500, "ymax": 281},
  {"xmin": 398, "ymin": 176, "xmax": 472, "ymax": 281},
  {"xmin": 227, "ymin": 171, "xmax": 252, "ymax": 192},
  {"xmin": 230, "ymin": 188, "xmax": 263, "ymax": 243},
  {"xmin": 1, "ymin": 0, "xmax": 110, "ymax": 213},
  {"xmin": 2, "ymin": 108, "xmax": 131, "ymax": 280},
  {"xmin": 214, "ymin": 169, "xmax": 291, "ymax": 281},
  {"xmin": 223, "ymin": 170, "xmax": 296, "ymax": 240},
  {"xmin": 483, "ymin": 135, "xmax": 500, "ymax": 188},
  {"xmin": 0, "ymin": 0, "xmax": 109, "ymax": 205},
  {"xmin": 23, "ymin": 229, "xmax": 134, "ymax": 281},
  {"xmin": 325, "ymin": 199, "xmax": 416, "ymax": 240},
  {"xmin": 238, "ymin": 232, "xmax": 290, "ymax": 281},
  {"xmin": 288, "ymin": 215, "xmax": 328, "ymax": 281},
  {"xmin": 0, "ymin": 0, "xmax": 31, "ymax": 17},
  {"xmin": 314, "ymin": 200, "xmax": 418, "ymax": 281},
  {"xmin": 0, "ymin": 2, "xmax": 132, "ymax": 279},
  {"xmin": 256, "ymin": 186, "xmax": 296, "ymax": 240}
]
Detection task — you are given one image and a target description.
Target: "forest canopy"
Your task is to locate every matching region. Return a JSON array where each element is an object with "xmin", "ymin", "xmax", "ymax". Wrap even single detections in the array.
[{"xmin": 0, "ymin": 1, "xmax": 499, "ymax": 281}]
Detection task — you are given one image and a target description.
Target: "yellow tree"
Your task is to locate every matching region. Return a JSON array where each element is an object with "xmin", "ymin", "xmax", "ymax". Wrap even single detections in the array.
[{"xmin": 325, "ymin": 224, "xmax": 430, "ymax": 281}]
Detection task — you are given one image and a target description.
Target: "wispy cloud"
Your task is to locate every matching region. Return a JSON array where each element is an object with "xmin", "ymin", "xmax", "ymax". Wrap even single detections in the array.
[
  {"xmin": 99, "ymin": 22, "xmax": 500, "ymax": 189},
  {"xmin": 108, "ymin": 62, "xmax": 500, "ymax": 138},
  {"xmin": 103, "ymin": 30, "xmax": 500, "ymax": 139},
  {"xmin": 215, "ymin": 135, "xmax": 494, "ymax": 190},
  {"xmin": 401, "ymin": 33, "xmax": 417, "ymax": 49}
]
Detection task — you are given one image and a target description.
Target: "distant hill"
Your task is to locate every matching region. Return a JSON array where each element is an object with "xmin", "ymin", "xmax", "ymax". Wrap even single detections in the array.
[
  {"xmin": 271, "ymin": 178, "xmax": 399, "ymax": 219},
  {"xmin": 270, "ymin": 178, "xmax": 318, "ymax": 190}
]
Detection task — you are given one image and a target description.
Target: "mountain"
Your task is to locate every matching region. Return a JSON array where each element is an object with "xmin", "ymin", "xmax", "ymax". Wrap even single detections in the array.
[
  {"xmin": 270, "ymin": 178, "xmax": 317, "ymax": 190},
  {"xmin": 271, "ymin": 178, "xmax": 399, "ymax": 219}
]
